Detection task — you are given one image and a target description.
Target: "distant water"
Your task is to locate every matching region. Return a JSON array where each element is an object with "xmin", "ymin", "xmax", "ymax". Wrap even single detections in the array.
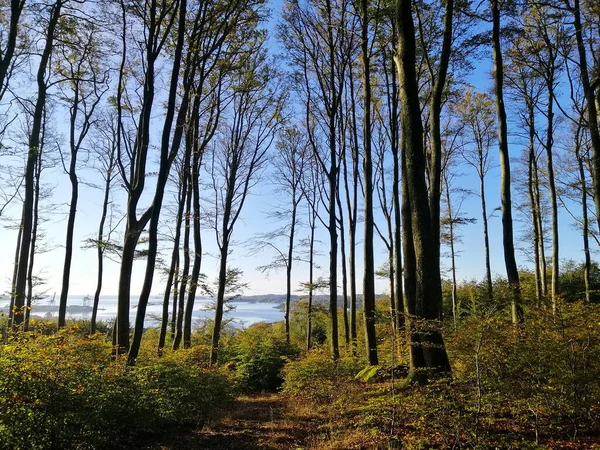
[{"xmin": 0, "ymin": 295, "xmax": 285, "ymax": 329}]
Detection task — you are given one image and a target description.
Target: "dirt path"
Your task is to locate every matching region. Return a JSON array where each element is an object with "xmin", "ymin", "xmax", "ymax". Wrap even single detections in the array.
[{"xmin": 151, "ymin": 394, "xmax": 310, "ymax": 450}]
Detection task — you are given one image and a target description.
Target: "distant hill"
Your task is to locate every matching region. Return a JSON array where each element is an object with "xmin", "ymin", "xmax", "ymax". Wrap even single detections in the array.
[{"xmin": 235, "ymin": 293, "xmax": 384, "ymax": 307}]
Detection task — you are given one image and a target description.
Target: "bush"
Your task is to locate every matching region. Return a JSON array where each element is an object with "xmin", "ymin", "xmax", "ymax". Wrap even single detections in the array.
[
  {"xmin": 448, "ymin": 302, "xmax": 600, "ymax": 444},
  {"xmin": 0, "ymin": 328, "xmax": 234, "ymax": 449},
  {"xmin": 231, "ymin": 322, "xmax": 299, "ymax": 393},
  {"xmin": 282, "ymin": 348, "xmax": 363, "ymax": 403}
]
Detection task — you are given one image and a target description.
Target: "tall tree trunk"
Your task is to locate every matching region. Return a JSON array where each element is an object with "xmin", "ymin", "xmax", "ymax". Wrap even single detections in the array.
[
  {"xmin": 128, "ymin": 0, "xmax": 190, "ymax": 363},
  {"xmin": 13, "ymin": 0, "xmax": 63, "ymax": 329},
  {"xmin": 285, "ymin": 195, "xmax": 298, "ymax": 344},
  {"xmin": 342, "ymin": 117, "xmax": 358, "ymax": 352},
  {"xmin": 361, "ymin": 0, "xmax": 378, "ymax": 366},
  {"xmin": 491, "ymin": 0, "xmax": 523, "ymax": 325},
  {"xmin": 396, "ymin": 0, "xmax": 451, "ymax": 379},
  {"xmin": 25, "ymin": 150, "xmax": 43, "ymax": 331},
  {"xmin": 59, "ymin": 141, "xmax": 80, "ymax": 328},
  {"xmin": 527, "ymin": 106, "xmax": 543, "ymax": 306},
  {"xmin": 337, "ymin": 191, "xmax": 350, "ymax": 347},
  {"xmin": 210, "ymin": 239, "xmax": 230, "ymax": 366},
  {"xmin": 173, "ymin": 178, "xmax": 192, "ymax": 351},
  {"xmin": 158, "ymin": 175, "xmax": 186, "ymax": 352},
  {"xmin": 345, "ymin": 66, "xmax": 360, "ymax": 352},
  {"xmin": 91, "ymin": 148, "xmax": 115, "ymax": 334},
  {"xmin": 544, "ymin": 80, "xmax": 559, "ymax": 311},
  {"xmin": 306, "ymin": 217, "xmax": 316, "ymax": 351},
  {"xmin": 444, "ymin": 175, "xmax": 458, "ymax": 326},
  {"xmin": 384, "ymin": 41, "xmax": 404, "ymax": 332},
  {"xmin": 575, "ymin": 127, "xmax": 591, "ymax": 303},
  {"xmin": 479, "ymin": 156, "xmax": 493, "ymax": 302},
  {"xmin": 183, "ymin": 96, "xmax": 205, "ymax": 350},
  {"xmin": 9, "ymin": 210, "xmax": 24, "ymax": 328},
  {"xmin": 426, "ymin": 0, "xmax": 454, "ymax": 322},
  {"xmin": 532, "ymin": 151, "xmax": 547, "ymax": 299}
]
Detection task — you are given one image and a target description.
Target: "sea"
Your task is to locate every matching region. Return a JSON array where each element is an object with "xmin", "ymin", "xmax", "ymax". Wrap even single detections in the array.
[{"xmin": 0, "ymin": 295, "xmax": 285, "ymax": 329}]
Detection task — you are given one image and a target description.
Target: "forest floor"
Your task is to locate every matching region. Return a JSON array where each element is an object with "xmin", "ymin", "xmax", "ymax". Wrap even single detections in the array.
[
  {"xmin": 148, "ymin": 391, "xmax": 391, "ymax": 450},
  {"xmin": 149, "ymin": 393, "xmax": 313, "ymax": 450},
  {"xmin": 147, "ymin": 389, "xmax": 600, "ymax": 450}
]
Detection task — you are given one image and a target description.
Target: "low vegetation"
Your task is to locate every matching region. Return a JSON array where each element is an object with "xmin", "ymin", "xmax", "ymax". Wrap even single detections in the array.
[{"xmin": 2, "ymin": 272, "xmax": 600, "ymax": 449}]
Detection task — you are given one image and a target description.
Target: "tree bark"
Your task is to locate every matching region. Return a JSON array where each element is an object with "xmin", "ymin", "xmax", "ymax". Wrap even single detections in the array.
[
  {"xmin": 361, "ymin": 0, "xmax": 378, "ymax": 366},
  {"xmin": 396, "ymin": 0, "xmax": 451, "ymax": 379},
  {"xmin": 173, "ymin": 178, "xmax": 192, "ymax": 351},
  {"xmin": 426, "ymin": 0, "xmax": 454, "ymax": 321},
  {"xmin": 158, "ymin": 173, "xmax": 186, "ymax": 352},
  {"xmin": 491, "ymin": 0, "xmax": 523, "ymax": 325},
  {"xmin": 575, "ymin": 126, "xmax": 591, "ymax": 303}
]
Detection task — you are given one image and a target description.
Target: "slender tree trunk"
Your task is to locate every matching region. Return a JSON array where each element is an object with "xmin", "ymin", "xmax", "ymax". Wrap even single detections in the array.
[
  {"xmin": 13, "ymin": 0, "xmax": 62, "ymax": 329},
  {"xmin": 285, "ymin": 197, "xmax": 298, "ymax": 344},
  {"xmin": 445, "ymin": 175, "xmax": 458, "ymax": 326},
  {"xmin": 183, "ymin": 99, "xmax": 204, "ymax": 350},
  {"xmin": 491, "ymin": 0, "xmax": 523, "ymax": 325},
  {"xmin": 210, "ymin": 239, "xmax": 230, "ymax": 366},
  {"xmin": 527, "ymin": 113, "xmax": 543, "ymax": 306},
  {"xmin": 575, "ymin": 128, "xmax": 591, "ymax": 303},
  {"xmin": 427, "ymin": 0, "xmax": 454, "ymax": 322},
  {"xmin": 128, "ymin": 0, "xmax": 190, "ymax": 363},
  {"xmin": 171, "ymin": 262, "xmax": 180, "ymax": 342},
  {"xmin": 306, "ymin": 219, "xmax": 315, "ymax": 351},
  {"xmin": 345, "ymin": 68, "xmax": 360, "ymax": 352},
  {"xmin": 337, "ymin": 192, "xmax": 350, "ymax": 347},
  {"xmin": 58, "ymin": 148, "xmax": 79, "ymax": 328},
  {"xmin": 173, "ymin": 179, "xmax": 192, "ymax": 351},
  {"xmin": 9, "ymin": 210, "xmax": 24, "ymax": 328},
  {"xmin": 158, "ymin": 178, "xmax": 186, "ymax": 352},
  {"xmin": 91, "ymin": 150, "xmax": 114, "ymax": 334},
  {"xmin": 532, "ymin": 152, "xmax": 547, "ymax": 298},
  {"xmin": 545, "ymin": 83, "xmax": 559, "ymax": 312},
  {"xmin": 361, "ymin": 0, "xmax": 378, "ymax": 366},
  {"xmin": 25, "ymin": 149, "xmax": 43, "ymax": 331},
  {"xmin": 386, "ymin": 45, "xmax": 404, "ymax": 332},
  {"xmin": 479, "ymin": 159, "xmax": 493, "ymax": 302}
]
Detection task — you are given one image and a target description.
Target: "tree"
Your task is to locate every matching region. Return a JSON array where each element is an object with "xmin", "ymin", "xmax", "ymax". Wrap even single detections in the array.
[
  {"xmin": 491, "ymin": 0, "xmax": 524, "ymax": 324},
  {"xmin": 457, "ymin": 89, "xmax": 496, "ymax": 302},
  {"xmin": 13, "ymin": 0, "xmax": 64, "ymax": 329},
  {"xmin": 395, "ymin": 0, "xmax": 451, "ymax": 380},
  {"xmin": 562, "ymin": 0, "xmax": 600, "ymax": 237},
  {"xmin": 253, "ymin": 126, "xmax": 308, "ymax": 343},
  {"xmin": 56, "ymin": 15, "xmax": 109, "ymax": 327},
  {"xmin": 0, "ymin": 0, "xmax": 25, "ymax": 101},
  {"xmin": 359, "ymin": 0, "xmax": 378, "ymax": 366},
  {"xmin": 281, "ymin": 0, "xmax": 356, "ymax": 360},
  {"xmin": 89, "ymin": 114, "xmax": 119, "ymax": 335},
  {"xmin": 205, "ymin": 48, "xmax": 285, "ymax": 365}
]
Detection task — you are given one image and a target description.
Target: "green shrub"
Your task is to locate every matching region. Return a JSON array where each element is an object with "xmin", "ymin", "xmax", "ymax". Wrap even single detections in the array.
[
  {"xmin": 0, "ymin": 328, "xmax": 234, "ymax": 450},
  {"xmin": 231, "ymin": 322, "xmax": 299, "ymax": 393},
  {"xmin": 282, "ymin": 348, "xmax": 363, "ymax": 403}
]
